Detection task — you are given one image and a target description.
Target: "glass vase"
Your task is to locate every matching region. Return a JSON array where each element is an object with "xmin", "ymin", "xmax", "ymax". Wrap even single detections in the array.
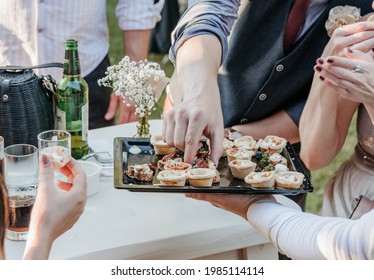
[{"xmin": 134, "ymin": 112, "xmax": 151, "ymax": 138}]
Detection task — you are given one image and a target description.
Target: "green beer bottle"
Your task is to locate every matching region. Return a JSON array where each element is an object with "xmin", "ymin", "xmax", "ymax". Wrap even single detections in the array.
[{"xmin": 56, "ymin": 39, "xmax": 89, "ymax": 159}]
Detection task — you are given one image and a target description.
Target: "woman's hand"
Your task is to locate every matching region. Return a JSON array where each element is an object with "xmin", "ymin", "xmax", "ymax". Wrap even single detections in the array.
[
  {"xmin": 324, "ymin": 21, "xmax": 374, "ymax": 56},
  {"xmin": 185, "ymin": 193, "xmax": 275, "ymax": 220},
  {"xmin": 315, "ymin": 48, "xmax": 374, "ymax": 105},
  {"xmin": 23, "ymin": 155, "xmax": 87, "ymax": 259}
]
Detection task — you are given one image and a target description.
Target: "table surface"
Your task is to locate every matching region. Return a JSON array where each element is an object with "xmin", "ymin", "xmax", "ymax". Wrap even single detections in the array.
[{"xmin": 5, "ymin": 120, "xmax": 300, "ymax": 260}]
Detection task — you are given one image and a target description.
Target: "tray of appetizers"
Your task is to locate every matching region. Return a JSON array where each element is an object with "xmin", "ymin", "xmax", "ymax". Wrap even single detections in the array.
[{"xmin": 113, "ymin": 135, "xmax": 313, "ymax": 195}]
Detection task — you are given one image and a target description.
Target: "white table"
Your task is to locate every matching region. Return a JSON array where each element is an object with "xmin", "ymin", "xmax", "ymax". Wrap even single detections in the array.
[{"xmin": 5, "ymin": 120, "xmax": 300, "ymax": 260}]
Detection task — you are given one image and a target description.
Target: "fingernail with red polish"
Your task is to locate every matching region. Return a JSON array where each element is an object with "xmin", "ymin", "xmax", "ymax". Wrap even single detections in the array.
[
  {"xmin": 327, "ymin": 58, "xmax": 334, "ymax": 63},
  {"xmin": 315, "ymin": 65, "xmax": 322, "ymax": 72},
  {"xmin": 319, "ymin": 75, "xmax": 325, "ymax": 81},
  {"xmin": 317, "ymin": 58, "xmax": 324, "ymax": 64}
]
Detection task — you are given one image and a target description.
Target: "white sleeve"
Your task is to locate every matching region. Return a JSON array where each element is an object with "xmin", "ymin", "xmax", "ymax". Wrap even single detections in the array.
[
  {"xmin": 247, "ymin": 200, "xmax": 374, "ymax": 260},
  {"xmin": 116, "ymin": 0, "xmax": 164, "ymax": 30}
]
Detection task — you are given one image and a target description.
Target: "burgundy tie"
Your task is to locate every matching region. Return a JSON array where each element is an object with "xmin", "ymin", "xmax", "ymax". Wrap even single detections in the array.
[{"xmin": 283, "ymin": 0, "xmax": 310, "ymax": 53}]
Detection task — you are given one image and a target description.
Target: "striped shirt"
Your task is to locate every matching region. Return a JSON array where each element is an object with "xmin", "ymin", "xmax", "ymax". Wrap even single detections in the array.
[{"xmin": 0, "ymin": 0, "xmax": 164, "ymax": 79}]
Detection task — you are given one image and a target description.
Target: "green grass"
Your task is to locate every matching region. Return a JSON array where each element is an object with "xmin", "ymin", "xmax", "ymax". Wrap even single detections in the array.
[{"xmin": 106, "ymin": 1, "xmax": 357, "ymax": 214}]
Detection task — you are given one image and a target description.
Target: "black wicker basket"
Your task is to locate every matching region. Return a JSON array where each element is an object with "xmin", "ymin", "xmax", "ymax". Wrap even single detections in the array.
[{"xmin": 0, "ymin": 63, "xmax": 63, "ymax": 147}]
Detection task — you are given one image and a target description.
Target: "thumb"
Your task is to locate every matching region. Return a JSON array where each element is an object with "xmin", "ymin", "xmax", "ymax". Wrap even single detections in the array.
[
  {"xmin": 104, "ymin": 93, "xmax": 119, "ymax": 120},
  {"xmin": 39, "ymin": 154, "xmax": 55, "ymax": 190}
]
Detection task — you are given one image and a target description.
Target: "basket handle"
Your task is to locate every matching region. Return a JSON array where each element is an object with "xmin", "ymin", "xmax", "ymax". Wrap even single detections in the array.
[{"xmin": 0, "ymin": 63, "xmax": 63, "ymax": 71}]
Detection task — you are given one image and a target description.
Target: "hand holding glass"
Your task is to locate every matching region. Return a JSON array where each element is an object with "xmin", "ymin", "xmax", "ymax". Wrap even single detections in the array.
[{"xmin": 37, "ymin": 130, "xmax": 71, "ymax": 169}]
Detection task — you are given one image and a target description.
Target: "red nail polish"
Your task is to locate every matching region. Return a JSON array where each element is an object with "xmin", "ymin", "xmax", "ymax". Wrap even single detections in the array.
[
  {"xmin": 327, "ymin": 58, "xmax": 334, "ymax": 63},
  {"xmin": 319, "ymin": 75, "xmax": 325, "ymax": 81},
  {"xmin": 317, "ymin": 58, "xmax": 324, "ymax": 64},
  {"xmin": 315, "ymin": 65, "xmax": 322, "ymax": 72}
]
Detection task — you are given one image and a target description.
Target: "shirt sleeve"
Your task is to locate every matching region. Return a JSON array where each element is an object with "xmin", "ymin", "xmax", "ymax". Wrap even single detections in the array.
[
  {"xmin": 169, "ymin": 0, "xmax": 241, "ymax": 65},
  {"xmin": 116, "ymin": 0, "xmax": 164, "ymax": 30},
  {"xmin": 247, "ymin": 200, "xmax": 374, "ymax": 260}
]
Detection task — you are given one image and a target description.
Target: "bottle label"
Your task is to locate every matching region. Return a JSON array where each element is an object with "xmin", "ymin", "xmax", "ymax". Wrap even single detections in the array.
[
  {"xmin": 56, "ymin": 107, "xmax": 67, "ymax": 130},
  {"xmin": 82, "ymin": 102, "xmax": 88, "ymax": 141}
]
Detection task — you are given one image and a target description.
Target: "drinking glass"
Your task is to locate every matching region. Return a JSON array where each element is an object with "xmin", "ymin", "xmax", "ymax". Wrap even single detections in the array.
[
  {"xmin": 0, "ymin": 136, "xmax": 4, "ymax": 176},
  {"xmin": 4, "ymin": 143, "xmax": 39, "ymax": 241},
  {"xmin": 37, "ymin": 130, "xmax": 71, "ymax": 169}
]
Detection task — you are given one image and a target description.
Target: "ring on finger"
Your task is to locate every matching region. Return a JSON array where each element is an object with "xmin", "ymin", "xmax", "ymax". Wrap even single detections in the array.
[{"xmin": 353, "ymin": 64, "xmax": 362, "ymax": 73}]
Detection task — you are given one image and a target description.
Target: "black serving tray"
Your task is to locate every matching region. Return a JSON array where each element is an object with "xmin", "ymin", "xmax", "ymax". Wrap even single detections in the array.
[{"xmin": 113, "ymin": 137, "xmax": 313, "ymax": 195}]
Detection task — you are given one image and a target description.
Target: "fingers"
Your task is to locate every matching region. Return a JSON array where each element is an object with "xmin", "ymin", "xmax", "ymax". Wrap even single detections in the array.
[
  {"xmin": 184, "ymin": 112, "xmax": 206, "ymax": 164},
  {"xmin": 56, "ymin": 159, "xmax": 87, "ymax": 195},
  {"xmin": 208, "ymin": 129, "xmax": 224, "ymax": 166},
  {"xmin": 117, "ymin": 101, "xmax": 137, "ymax": 124},
  {"xmin": 162, "ymin": 110, "xmax": 176, "ymax": 147},
  {"xmin": 38, "ymin": 154, "xmax": 55, "ymax": 191},
  {"xmin": 331, "ymin": 22, "xmax": 374, "ymax": 54},
  {"xmin": 104, "ymin": 93, "xmax": 119, "ymax": 121}
]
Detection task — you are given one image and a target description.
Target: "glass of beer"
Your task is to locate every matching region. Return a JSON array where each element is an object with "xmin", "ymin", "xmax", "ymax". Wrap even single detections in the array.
[{"xmin": 4, "ymin": 143, "xmax": 39, "ymax": 241}]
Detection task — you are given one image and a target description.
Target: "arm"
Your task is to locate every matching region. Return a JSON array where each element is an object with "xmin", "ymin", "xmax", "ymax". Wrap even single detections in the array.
[
  {"xmin": 299, "ymin": 68, "xmax": 357, "ymax": 170},
  {"xmin": 298, "ymin": 22, "xmax": 374, "ymax": 170},
  {"xmin": 186, "ymin": 193, "xmax": 374, "ymax": 260},
  {"xmin": 23, "ymin": 156, "xmax": 87, "ymax": 260},
  {"xmin": 247, "ymin": 200, "xmax": 374, "ymax": 260},
  {"xmin": 105, "ymin": 0, "xmax": 165, "ymax": 124},
  {"xmin": 163, "ymin": 0, "xmax": 240, "ymax": 165},
  {"xmin": 163, "ymin": 35, "xmax": 223, "ymax": 164},
  {"xmin": 231, "ymin": 110, "xmax": 300, "ymax": 144}
]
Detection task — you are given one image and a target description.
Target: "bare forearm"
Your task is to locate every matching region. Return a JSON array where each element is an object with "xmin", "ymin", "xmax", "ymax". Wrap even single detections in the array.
[
  {"xmin": 123, "ymin": 30, "xmax": 151, "ymax": 61},
  {"xmin": 231, "ymin": 110, "xmax": 300, "ymax": 144},
  {"xmin": 300, "ymin": 76, "xmax": 357, "ymax": 170},
  {"xmin": 23, "ymin": 232, "xmax": 53, "ymax": 260},
  {"xmin": 175, "ymin": 35, "xmax": 222, "ymax": 101}
]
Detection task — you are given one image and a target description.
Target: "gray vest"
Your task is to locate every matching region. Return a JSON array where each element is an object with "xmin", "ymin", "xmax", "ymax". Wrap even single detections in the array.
[{"xmin": 219, "ymin": 0, "xmax": 372, "ymax": 127}]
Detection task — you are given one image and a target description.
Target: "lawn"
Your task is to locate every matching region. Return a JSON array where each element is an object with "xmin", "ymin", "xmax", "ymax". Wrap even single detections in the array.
[{"xmin": 105, "ymin": 0, "xmax": 358, "ymax": 214}]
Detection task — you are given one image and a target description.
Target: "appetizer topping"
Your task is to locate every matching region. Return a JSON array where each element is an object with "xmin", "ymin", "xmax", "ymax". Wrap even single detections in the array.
[
  {"xmin": 274, "ymin": 163, "xmax": 289, "ymax": 173},
  {"xmin": 126, "ymin": 163, "xmax": 155, "ymax": 182},
  {"xmin": 269, "ymin": 153, "xmax": 287, "ymax": 165},
  {"xmin": 244, "ymin": 171, "xmax": 276, "ymax": 189},
  {"xmin": 157, "ymin": 150, "xmax": 183, "ymax": 170},
  {"xmin": 157, "ymin": 170, "xmax": 187, "ymax": 186},
  {"xmin": 227, "ymin": 147, "xmax": 255, "ymax": 161},
  {"xmin": 150, "ymin": 135, "xmax": 176, "ymax": 155},
  {"xmin": 275, "ymin": 171, "xmax": 305, "ymax": 189},
  {"xmin": 164, "ymin": 160, "xmax": 192, "ymax": 171},
  {"xmin": 223, "ymin": 138, "xmax": 234, "ymax": 151},
  {"xmin": 187, "ymin": 168, "xmax": 216, "ymax": 187},
  {"xmin": 228, "ymin": 159, "xmax": 257, "ymax": 179},
  {"xmin": 259, "ymin": 135, "xmax": 287, "ymax": 153},
  {"xmin": 233, "ymin": 135, "xmax": 259, "ymax": 151}
]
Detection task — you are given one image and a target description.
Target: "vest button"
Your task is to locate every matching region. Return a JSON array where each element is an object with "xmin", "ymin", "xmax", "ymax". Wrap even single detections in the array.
[
  {"xmin": 259, "ymin": 93, "xmax": 267, "ymax": 101},
  {"xmin": 276, "ymin": 64, "xmax": 284, "ymax": 72},
  {"xmin": 240, "ymin": 118, "xmax": 248, "ymax": 124}
]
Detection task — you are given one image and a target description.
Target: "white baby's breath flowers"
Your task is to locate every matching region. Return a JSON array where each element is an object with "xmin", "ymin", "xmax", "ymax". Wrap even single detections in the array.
[{"xmin": 97, "ymin": 56, "xmax": 167, "ymax": 117}]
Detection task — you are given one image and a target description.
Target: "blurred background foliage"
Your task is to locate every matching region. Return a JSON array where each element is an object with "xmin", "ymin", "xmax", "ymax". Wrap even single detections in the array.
[{"xmin": 106, "ymin": 0, "xmax": 358, "ymax": 214}]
